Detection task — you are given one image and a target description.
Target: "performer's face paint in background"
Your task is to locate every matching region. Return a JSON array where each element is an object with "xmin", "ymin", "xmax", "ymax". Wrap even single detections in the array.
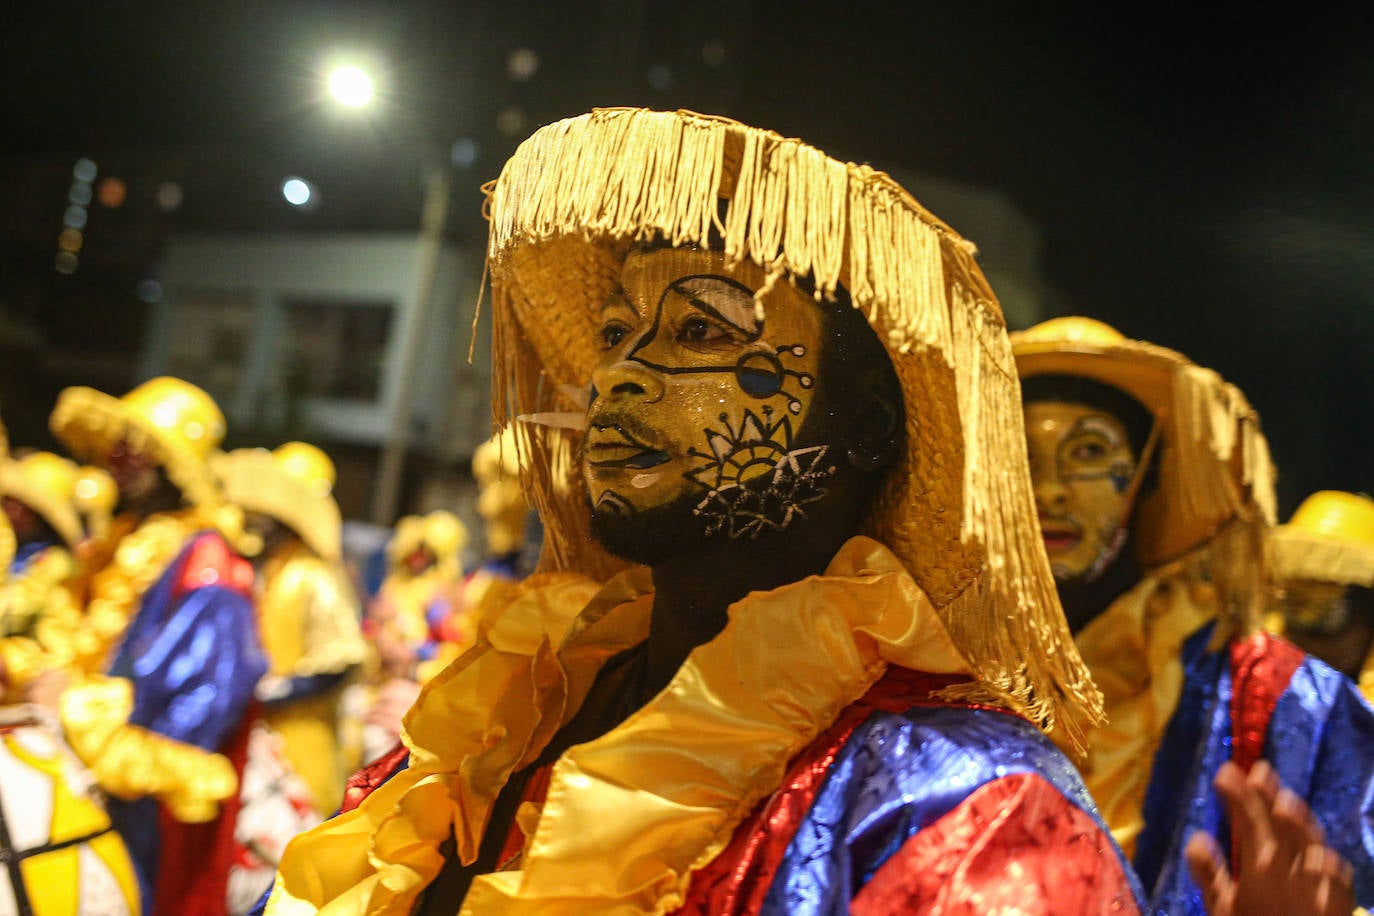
[
  {"xmin": 1281, "ymin": 579, "xmax": 1374, "ymax": 677},
  {"xmin": 584, "ymin": 247, "xmax": 827, "ymax": 551},
  {"xmin": 1025, "ymin": 401, "xmax": 1137, "ymax": 582}
]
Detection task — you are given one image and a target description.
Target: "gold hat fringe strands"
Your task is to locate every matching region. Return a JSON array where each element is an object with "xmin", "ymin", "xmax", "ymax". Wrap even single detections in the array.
[
  {"xmin": 1013, "ymin": 317, "xmax": 1278, "ymax": 632},
  {"xmin": 484, "ymin": 107, "xmax": 1102, "ymax": 748}
]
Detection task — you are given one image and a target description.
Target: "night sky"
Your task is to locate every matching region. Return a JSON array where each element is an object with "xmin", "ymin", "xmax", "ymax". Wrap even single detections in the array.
[{"xmin": 4, "ymin": 1, "xmax": 1373, "ymax": 515}]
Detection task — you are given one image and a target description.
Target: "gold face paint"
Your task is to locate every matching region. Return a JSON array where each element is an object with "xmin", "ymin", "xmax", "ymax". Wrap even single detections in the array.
[
  {"xmin": 1282, "ymin": 579, "xmax": 1352, "ymax": 635},
  {"xmin": 1281, "ymin": 578, "xmax": 1373, "ymax": 676},
  {"xmin": 1024, "ymin": 400, "xmax": 1138, "ymax": 581},
  {"xmin": 583, "ymin": 247, "xmax": 827, "ymax": 535}
]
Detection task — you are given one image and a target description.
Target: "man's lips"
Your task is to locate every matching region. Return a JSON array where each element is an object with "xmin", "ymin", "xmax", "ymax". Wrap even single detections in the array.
[
  {"xmin": 585, "ymin": 424, "xmax": 671, "ymax": 470},
  {"xmin": 1039, "ymin": 519, "xmax": 1082, "ymax": 553}
]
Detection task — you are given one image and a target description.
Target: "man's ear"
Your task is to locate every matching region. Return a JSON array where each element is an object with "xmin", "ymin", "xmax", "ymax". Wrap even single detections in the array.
[{"xmin": 846, "ymin": 387, "xmax": 903, "ymax": 473}]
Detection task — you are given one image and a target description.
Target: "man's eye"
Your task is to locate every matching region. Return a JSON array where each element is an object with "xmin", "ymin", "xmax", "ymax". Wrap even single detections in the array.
[
  {"xmin": 679, "ymin": 316, "xmax": 728, "ymax": 344},
  {"xmin": 600, "ymin": 323, "xmax": 629, "ymax": 349},
  {"xmin": 1069, "ymin": 441, "xmax": 1107, "ymax": 462}
]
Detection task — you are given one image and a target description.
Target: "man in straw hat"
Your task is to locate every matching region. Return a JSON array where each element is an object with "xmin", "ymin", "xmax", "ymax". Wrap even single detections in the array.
[
  {"xmin": 1014, "ymin": 316, "xmax": 1371, "ymax": 913},
  {"xmin": 261, "ymin": 109, "xmax": 1142, "ymax": 914},
  {"xmin": 50, "ymin": 376, "xmax": 268, "ymax": 916},
  {"xmin": 1268, "ymin": 490, "xmax": 1374, "ymax": 700},
  {"xmin": 215, "ymin": 442, "xmax": 366, "ymax": 816}
]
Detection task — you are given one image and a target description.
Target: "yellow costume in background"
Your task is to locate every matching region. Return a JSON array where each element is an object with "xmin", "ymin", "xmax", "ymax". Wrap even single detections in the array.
[
  {"xmin": 50, "ymin": 377, "xmax": 271, "ymax": 914},
  {"xmin": 216, "ymin": 443, "xmax": 366, "ymax": 815},
  {"xmin": 1014, "ymin": 317, "xmax": 1276, "ymax": 862},
  {"xmin": 369, "ymin": 510, "xmax": 468, "ymax": 683},
  {"xmin": 1267, "ymin": 490, "xmax": 1374, "ymax": 700},
  {"xmin": 0, "ymin": 451, "xmax": 142, "ymax": 915},
  {"xmin": 461, "ymin": 430, "xmax": 531, "ymax": 632}
]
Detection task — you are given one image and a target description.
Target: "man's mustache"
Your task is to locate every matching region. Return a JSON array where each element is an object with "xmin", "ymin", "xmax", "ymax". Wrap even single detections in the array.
[{"xmin": 583, "ymin": 410, "xmax": 668, "ymax": 451}]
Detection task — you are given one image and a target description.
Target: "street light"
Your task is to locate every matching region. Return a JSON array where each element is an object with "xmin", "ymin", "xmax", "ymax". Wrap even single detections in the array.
[
  {"xmin": 319, "ymin": 60, "xmax": 451, "ymax": 525},
  {"xmin": 328, "ymin": 65, "xmax": 375, "ymax": 108}
]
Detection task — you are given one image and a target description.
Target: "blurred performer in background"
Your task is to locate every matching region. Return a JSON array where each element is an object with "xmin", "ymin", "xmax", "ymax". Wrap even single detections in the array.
[
  {"xmin": 1268, "ymin": 490, "xmax": 1374, "ymax": 700},
  {"xmin": 0, "ymin": 443, "xmax": 145, "ymax": 915},
  {"xmin": 1015, "ymin": 317, "xmax": 1369, "ymax": 913},
  {"xmin": 367, "ymin": 509, "xmax": 470, "ymax": 677},
  {"xmin": 50, "ymin": 377, "xmax": 267, "ymax": 916},
  {"xmin": 355, "ymin": 510, "xmax": 469, "ymax": 765},
  {"xmin": 263, "ymin": 109, "xmax": 1141, "ymax": 914},
  {"xmin": 215, "ymin": 442, "xmax": 366, "ymax": 815},
  {"xmin": 453, "ymin": 430, "xmax": 533, "ymax": 638}
]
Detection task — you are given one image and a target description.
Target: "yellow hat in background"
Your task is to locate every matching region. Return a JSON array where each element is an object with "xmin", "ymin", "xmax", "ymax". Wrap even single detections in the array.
[
  {"xmin": 1271, "ymin": 491, "xmax": 1374, "ymax": 588},
  {"xmin": 1012, "ymin": 316, "xmax": 1276, "ymax": 569},
  {"xmin": 472, "ymin": 429, "xmax": 528, "ymax": 556},
  {"xmin": 50, "ymin": 377, "xmax": 226, "ymax": 508},
  {"xmin": 386, "ymin": 510, "xmax": 466, "ymax": 578},
  {"xmin": 0, "ymin": 451, "xmax": 84, "ymax": 548},
  {"xmin": 213, "ymin": 442, "xmax": 342, "ymax": 562}
]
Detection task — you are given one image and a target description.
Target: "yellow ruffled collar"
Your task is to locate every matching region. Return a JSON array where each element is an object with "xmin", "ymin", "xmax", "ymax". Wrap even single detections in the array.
[{"xmin": 266, "ymin": 536, "xmax": 972, "ymax": 915}]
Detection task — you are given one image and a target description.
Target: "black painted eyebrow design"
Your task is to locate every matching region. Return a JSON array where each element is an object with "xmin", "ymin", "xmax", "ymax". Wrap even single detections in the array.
[{"xmin": 667, "ymin": 274, "xmax": 762, "ymax": 341}]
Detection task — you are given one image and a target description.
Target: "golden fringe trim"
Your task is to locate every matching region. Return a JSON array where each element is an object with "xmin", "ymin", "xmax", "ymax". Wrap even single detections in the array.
[
  {"xmin": 1169, "ymin": 366, "xmax": 1277, "ymax": 541},
  {"xmin": 485, "ymin": 108, "xmax": 1101, "ymax": 751}
]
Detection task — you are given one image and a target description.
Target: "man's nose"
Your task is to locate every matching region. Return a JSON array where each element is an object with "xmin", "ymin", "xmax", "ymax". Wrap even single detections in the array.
[
  {"xmin": 590, "ymin": 359, "xmax": 665, "ymax": 404},
  {"xmin": 1032, "ymin": 470, "xmax": 1070, "ymax": 515}
]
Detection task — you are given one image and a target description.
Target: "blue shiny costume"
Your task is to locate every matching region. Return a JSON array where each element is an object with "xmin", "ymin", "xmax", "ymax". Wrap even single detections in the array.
[
  {"xmin": 106, "ymin": 531, "xmax": 267, "ymax": 906},
  {"xmin": 757, "ymin": 705, "xmax": 1146, "ymax": 914},
  {"xmin": 1137, "ymin": 625, "xmax": 1374, "ymax": 913}
]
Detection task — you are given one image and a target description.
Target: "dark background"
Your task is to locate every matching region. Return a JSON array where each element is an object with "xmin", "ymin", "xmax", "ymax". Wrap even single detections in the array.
[{"xmin": 3, "ymin": 1, "xmax": 1372, "ymax": 516}]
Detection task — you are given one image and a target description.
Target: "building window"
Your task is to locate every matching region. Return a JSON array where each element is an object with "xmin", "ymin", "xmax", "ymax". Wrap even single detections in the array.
[{"xmin": 281, "ymin": 298, "xmax": 394, "ymax": 403}]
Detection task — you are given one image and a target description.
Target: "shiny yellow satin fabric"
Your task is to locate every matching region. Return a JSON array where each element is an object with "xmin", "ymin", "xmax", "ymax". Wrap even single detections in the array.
[
  {"xmin": 266, "ymin": 537, "xmax": 974, "ymax": 916},
  {"xmin": 259, "ymin": 545, "xmax": 366, "ymax": 679},
  {"xmin": 59, "ymin": 674, "xmax": 238, "ymax": 822},
  {"xmin": 1074, "ymin": 574, "xmax": 1217, "ymax": 858},
  {"xmin": 0, "ymin": 546, "xmax": 81, "ymax": 699},
  {"xmin": 257, "ymin": 544, "xmax": 367, "ymax": 812}
]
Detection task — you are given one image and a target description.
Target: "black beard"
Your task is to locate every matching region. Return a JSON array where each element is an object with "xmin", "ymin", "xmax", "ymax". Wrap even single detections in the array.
[
  {"xmin": 586, "ymin": 485, "xmax": 725, "ymax": 566},
  {"xmin": 1055, "ymin": 529, "xmax": 1142, "ymax": 634}
]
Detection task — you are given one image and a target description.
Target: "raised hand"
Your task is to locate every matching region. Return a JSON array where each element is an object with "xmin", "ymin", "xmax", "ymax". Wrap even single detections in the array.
[{"xmin": 1186, "ymin": 760, "xmax": 1353, "ymax": 916}]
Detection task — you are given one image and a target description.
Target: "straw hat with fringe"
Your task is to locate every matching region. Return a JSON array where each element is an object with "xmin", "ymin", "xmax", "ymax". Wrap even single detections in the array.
[
  {"xmin": 50, "ymin": 377, "xmax": 226, "ymax": 510},
  {"xmin": 1012, "ymin": 316, "xmax": 1277, "ymax": 628},
  {"xmin": 485, "ymin": 107, "xmax": 1100, "ymax": 743},
  {"xmin": 0, "ymin": 451, "xmax": 84, "ymax": 549},
  {"xmin": 213, "ymin": 443, "xmax": 343, "ymax": 562},
  {"xmin": 1271, "ymin": 490, "xmax": 1374, "ymax": 590}
]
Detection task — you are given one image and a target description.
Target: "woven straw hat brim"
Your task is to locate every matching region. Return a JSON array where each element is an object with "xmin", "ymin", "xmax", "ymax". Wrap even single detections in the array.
[
  {"xmin": 485, "ymin": 108, "xmax": 1102, "ymax": 747},
  {"xmin": 1012, "ymin": 337, "xmax": 1185, "ymax": 420},
  {"xmin": 1270, "ymin": 527, "xmax": 1374, "ymax": 588},
  {"xmin": 213, "ymin": 452, "xmax": 342, "ymax": 562},
  {"xmin": 49, "ymin": 387, "xmax": 221, "ymax": 510},
  {"xmin": 0, "ymin": 461, "xmax": 81, "ymax": 548}
]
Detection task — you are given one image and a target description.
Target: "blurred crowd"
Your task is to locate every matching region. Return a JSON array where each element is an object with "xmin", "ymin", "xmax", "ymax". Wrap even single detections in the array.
[{"xmin": 0, "ymin": 378, "xmax": 535, "ymax": 914}]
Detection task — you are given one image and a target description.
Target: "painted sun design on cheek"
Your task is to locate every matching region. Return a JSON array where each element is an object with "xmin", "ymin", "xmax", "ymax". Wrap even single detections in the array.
[{"xmin": 685, "ymin": 406, "xmax": 836, "ymax": 539}]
